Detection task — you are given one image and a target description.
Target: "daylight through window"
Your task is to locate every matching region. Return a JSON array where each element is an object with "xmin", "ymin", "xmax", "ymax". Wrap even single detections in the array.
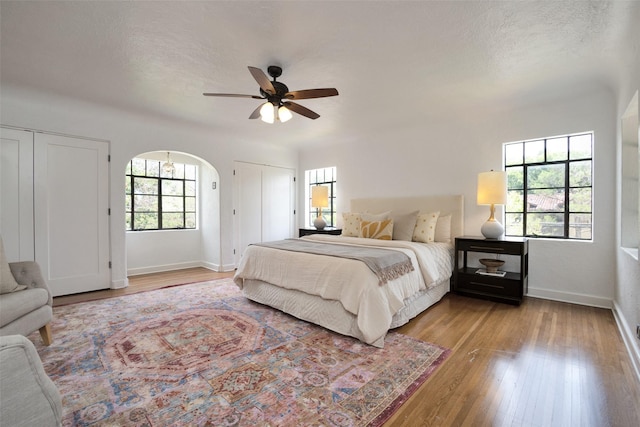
[
  {"xmin": 504, "ymin": 132, "xmax": 593, "ymax": 240},
  {"xmin": 306, "ymin": 167, "xmax": 337, "ymax": 227},
  {"xmin": 126, "ymin": 157, "xmax": 197, "ymax": 231}
]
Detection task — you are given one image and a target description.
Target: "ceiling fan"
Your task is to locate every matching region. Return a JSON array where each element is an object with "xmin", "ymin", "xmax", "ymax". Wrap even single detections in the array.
[{"xmin": 203, "ymin": 65, "xmax": 339, "ymax": 123}]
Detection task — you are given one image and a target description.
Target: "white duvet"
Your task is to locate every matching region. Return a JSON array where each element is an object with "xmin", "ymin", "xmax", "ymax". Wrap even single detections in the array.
[{"xmin": 233, "ymin": 234, "xmax": 453, "ymax": 345}]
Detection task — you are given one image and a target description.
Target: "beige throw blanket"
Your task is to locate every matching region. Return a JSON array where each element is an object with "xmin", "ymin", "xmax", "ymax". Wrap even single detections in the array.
[{"xmin": 253, "ymin": 239, "xmax": 414, "ymax": 285}]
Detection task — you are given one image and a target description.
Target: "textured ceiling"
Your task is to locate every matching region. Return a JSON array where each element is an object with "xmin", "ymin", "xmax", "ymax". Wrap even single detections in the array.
[{"xmin": 1, "ymin": 1, "xmax": 638, "ymax": 147}]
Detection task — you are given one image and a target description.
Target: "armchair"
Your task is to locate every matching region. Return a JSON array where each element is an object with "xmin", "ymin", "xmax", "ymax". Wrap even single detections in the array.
[
  {"xmin": 0, "ymin": 237, "xmax": 53, "ymax": 345},
  {"xmin": 0, "ymin": 334, "xmax": 62, "ymax": 427}
]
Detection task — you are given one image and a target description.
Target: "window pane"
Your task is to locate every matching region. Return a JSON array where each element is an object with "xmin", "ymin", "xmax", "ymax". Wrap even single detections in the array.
[
  {"xmin": 134, "ymin": 195, "xmax": 157, "ymax": 212},
  {"xmin": 569, "ymin": 160, "xmax": 591, "ymax": 187},
  {"xmin": 569, "ymin": 134, "xmax": 592, "ymax": 160},
  {"xmin": 569, "ymin": 214, "xmax": 592, "ymax": 239},
  {"xmin": 125, "ymin": 177, "xmax": 131, "ymax": 194},
  {"xmin": 569, "ymin": 188, "xmax": 592, "ymax": 212},
  {"xmin": 185, "ymin": 197, "xmax": 196, "ymax": 211},
  {"xmin": 506, "ymin": 189, "xmax": 524, "ymax": 212},
  {"xmin": 126, "ymin": 214, "xmax": 132, "ymax": 231},
  {"xmin": 126, "ymin": 161, "xmax": 131, "ymax": 175},
  {"xmin": 525, "ymin": 140, "xmax": 544, "ymax": 163},
  {"xmin": 505, "ymin": 213, "xmax": 523, "ymax": 235},
  {"xmin": 162, "ymin": 180, "xmax": 183, "ymax": 196},
  {"xmin": 131, "ymin": 158, "xmax": 146, "ymax": 175},
  {"xmin": 526, "ymin": 213, "xmax": 564, "ymax": 237},
  {"xmin": 527, "ymin": 164, "xmax": 565, "ymax": 189},
  {"xmin": 147, "ymin": 161, "xmax": 160, "ymax": 177},
  {"xmin": 163, "ymin": 163, "xmax": 184, "ymax": 179},
  {"xmin": 162, "ymin": 213, "xmax": 184, "ymax": 229},
  {"xmin": 125, "ymin": 195, "xmax": 132, "ymax": 211},
  {"xmin": 505, "ymin": 143, "xmax": 523, "ymax": 166},
  {"xmin": 527, "ymin": 189, "xmax": 565, "ymax": 212},
  {"xmin": 134, "ymin": 177, "xmax": 158, "ymax": 195},
  {"xmin": 546, "ymin": 137, "xmax": 568, "ymax": 161},
  {"xmin": 185, "ymin": 181, "xmax": 196, "ymax": 196},
  {"xmin": 185, "ymin": 213, "xmax": 196, "ymax": 228},
  {"xmin": 506, "ymin": 166, "xmax": 523, "ymax": 190},
  {"xmin": 134, "ymin": 213, "xmax": 158, "ymax": 230},
  {"xmin": 162, "ymin": 196, "xmax": 183, "ymax": 211}
]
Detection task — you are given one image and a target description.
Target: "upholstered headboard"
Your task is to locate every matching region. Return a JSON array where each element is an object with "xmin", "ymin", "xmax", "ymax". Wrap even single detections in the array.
[{"xmin": 350, "ymin": 195, "xmax": 464, "ymax": 241}]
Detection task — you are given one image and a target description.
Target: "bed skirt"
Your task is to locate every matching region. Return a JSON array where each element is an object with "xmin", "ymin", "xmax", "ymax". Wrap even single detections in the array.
[{"xmin": 241, "ymin": 278, "xmax": 450, "ymax": 348}]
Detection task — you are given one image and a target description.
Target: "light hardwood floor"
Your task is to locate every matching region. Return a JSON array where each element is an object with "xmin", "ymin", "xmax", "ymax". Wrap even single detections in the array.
[{"xmin": 52, "ymin": 269, "xmax": 640, "ymax": 426}]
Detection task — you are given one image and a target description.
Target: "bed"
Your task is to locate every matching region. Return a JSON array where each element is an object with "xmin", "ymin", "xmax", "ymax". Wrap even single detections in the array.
[{"xmin": 233, "ymin": 195, "xmax": 464, "ymax": 347}]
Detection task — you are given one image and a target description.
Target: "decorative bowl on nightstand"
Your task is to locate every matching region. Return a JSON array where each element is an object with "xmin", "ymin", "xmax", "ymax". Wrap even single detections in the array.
[{"xmin": 479, "ymin": 258, "xmax": 505, "ymax": 273}]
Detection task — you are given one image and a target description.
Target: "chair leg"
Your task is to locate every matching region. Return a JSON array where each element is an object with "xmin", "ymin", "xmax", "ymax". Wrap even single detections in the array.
[{"xmin": 39, "ymin": 323, "xmax": 52, "ymax": 346}]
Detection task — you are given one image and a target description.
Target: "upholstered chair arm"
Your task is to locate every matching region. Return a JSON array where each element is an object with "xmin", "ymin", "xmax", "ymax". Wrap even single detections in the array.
[{"xmin": 9, "ymin": 261, "xmax": 53, "ymax": 306}]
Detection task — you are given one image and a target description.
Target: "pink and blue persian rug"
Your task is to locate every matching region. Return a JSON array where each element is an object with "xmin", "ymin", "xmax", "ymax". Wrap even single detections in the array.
[{"xmin": 33, "ymin": 279, "xmax": 449, "ymax": 426}]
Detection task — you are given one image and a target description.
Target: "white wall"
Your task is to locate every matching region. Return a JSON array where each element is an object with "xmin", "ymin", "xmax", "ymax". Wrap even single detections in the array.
[
  {"xmin": 614, "ymin": 56, "xmax": 640, "ymax": 378},
  {"xmin": 0, "ymin": 85, "xmax": 298, "ymax": 287},
  {"xmin": 300, "ymin": 85, "xmax": 617, "ymax": 308}
]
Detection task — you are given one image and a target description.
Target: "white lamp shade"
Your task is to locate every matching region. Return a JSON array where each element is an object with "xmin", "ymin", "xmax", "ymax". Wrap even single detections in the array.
[
  {"xmin": 311, "ymin": 185, "xmax": 329, "ymax": 208},
  {"xmin": 278, "ymin": 106, "xmax": 293, "ymax": 122},
  {"xmin": 477, "ymin": 171, "xmax": 507, "ymax": 205},
  {"xmin": 260, "ymin": 102, "xmax": 275, "ymax": 123}
]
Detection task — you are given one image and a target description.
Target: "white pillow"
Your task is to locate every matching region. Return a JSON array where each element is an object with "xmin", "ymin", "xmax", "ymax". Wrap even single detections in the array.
[
  {"xmin": 341, "ymin": 212, "xmax": 362, "ymax": 237},
  {"xmin": 434, "ymin": 214, "xmax": 452, "ymax": 243},
  {"xmin": 412, "ymin": 211, "xmax": 440, "ymax": 243},
  {"xmin": 361, "ymin": 211, "xmax": 391, "ymax": 222},
  {"xmin": 391, "ymin": 210, "xmax": 419, "ymax": 241}
]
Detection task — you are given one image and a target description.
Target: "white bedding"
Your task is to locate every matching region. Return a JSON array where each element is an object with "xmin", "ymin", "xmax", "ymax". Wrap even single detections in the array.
[{"xmin": 233, "ymin": 234, "xmax": 453, "ymax": 346}]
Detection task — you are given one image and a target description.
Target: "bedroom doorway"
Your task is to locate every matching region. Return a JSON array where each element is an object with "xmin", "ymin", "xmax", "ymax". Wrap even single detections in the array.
[{"xmin": 125, "ymin": 151, "xmax": 221, "ymax": 277}]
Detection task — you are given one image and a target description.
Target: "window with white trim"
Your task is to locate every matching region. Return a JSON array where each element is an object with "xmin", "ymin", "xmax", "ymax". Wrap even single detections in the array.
[{"xmin": 504, "ymin": 132, "xmax": 593, "ymax": 240}]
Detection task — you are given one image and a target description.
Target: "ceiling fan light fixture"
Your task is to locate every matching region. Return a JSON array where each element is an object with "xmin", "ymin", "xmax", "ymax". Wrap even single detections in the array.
[
  {"xmin": 260, "ymin": 102, "xmax": 275, "ymax": 123},
  {"xmin": 278, "ymin": 105, "xmax": 292, "ymax": 123}
]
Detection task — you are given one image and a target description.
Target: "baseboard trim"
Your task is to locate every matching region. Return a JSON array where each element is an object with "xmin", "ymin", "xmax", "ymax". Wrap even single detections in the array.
[
  {"xmin": 128, "ymin": 261, "xmax": 209, "ymax": 277},
  {"xmin": 110, "ymin": 278, "xmax": 129, "ymax": 289},
  {"xmin": 526, "ymin": 287, "xmax": 612, "ymax": 309},
  {"xmin": 612, "ymin": 301, "xmax": 640, "ymax": 383}
]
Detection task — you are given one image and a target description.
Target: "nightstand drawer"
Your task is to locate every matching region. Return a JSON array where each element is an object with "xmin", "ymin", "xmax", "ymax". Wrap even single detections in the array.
[
  {"xmin": 457, "ymin": 274, "xmax": 522, "ymax": 299},
  {"xmin": 456, "ymin": 239, "xmax": 525, "ymax": 255}
]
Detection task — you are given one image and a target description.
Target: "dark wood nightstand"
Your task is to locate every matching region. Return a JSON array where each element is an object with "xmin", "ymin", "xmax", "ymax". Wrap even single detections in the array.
[
  {"xmin": 453, "ymin": 236, "xmax": 528, "ymax": 305},
  {"xmin": 299, "ymin": 227, "xmax": 342, "ymax": 237}
]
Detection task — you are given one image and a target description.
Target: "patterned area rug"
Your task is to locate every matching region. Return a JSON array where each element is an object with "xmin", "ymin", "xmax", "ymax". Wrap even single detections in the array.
[{"xmin": 33, "ymin": 279, "xmax": 449, "ymax": 426}]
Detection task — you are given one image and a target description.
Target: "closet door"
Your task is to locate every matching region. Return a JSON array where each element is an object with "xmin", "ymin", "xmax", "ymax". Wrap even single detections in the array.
[
  {"xmin": 34, "ymin": 133, "xmax": 110, "ymax": 296},
  {"xmin": 0, "ymin": 127, "xmax": 34, "ymax": 261},
  {"xmin": 233, "ymin": 162, "xmax": 295, "ymax": 264}
]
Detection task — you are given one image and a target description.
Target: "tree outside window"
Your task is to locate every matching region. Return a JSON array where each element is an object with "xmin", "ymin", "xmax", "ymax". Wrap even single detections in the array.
[{"xmin": 504, "ymin": 132, "xmax": 592, "ymax": 240}]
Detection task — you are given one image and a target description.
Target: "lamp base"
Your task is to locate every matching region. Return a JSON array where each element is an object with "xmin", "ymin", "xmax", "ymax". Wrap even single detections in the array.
[
  {"xmin": 313, "ymin": 216, "xmax": 327, "ymax": 230},
  {"xmin": 481, "ymin": 219, "xmax": 504, "ymax": 239}
]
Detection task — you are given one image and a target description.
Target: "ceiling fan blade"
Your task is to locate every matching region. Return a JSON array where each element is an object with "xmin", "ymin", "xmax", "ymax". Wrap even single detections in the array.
[
  {"xmin": 248, "ymin": 104, "xmax": 262, "ymax": 119},
  {"xmin": 203, "ymin": 93, "xmax": 264, "ymax": 99},
  {"xmin": 248, "ymin": 66, "xmax": 276, "ymax": 95},
  {"xmin": 284, "ymin": 88, "xmax": 339, "ymax": 100},
  {"xmin": 283, "ymin": 101, "xmax": 320, "ymax": 120}
]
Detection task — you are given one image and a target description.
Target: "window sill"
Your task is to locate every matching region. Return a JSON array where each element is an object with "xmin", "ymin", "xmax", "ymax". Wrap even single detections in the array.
[{"xmin": 621, "ymin": 246, "xmax": 639, "ymax": 261}]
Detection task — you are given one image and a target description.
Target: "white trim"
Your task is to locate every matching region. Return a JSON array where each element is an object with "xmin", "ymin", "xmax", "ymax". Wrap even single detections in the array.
[
  {"xmin": 110, "ymin": 278, "xmax": 129, "ymax": 289},
  {"xmin": 126, "ymin": 261, "xmax": 232, "ymax": 276},
  {"xmin": 526, "ymin": 287, "xmax": 612, "ymax": 309},
  {"xmin": 612, "ymin": 301, "xmax": 640, "ymax": 383}
]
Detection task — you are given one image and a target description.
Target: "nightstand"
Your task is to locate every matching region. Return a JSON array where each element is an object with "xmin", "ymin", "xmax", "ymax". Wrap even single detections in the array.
[
  {"xmin": 453, "ymin": 236, "xmax": 528, "ymax": 305},
  {"xmin": 299, "ymin": 227, "xmax": 342, "ymax": 237}
]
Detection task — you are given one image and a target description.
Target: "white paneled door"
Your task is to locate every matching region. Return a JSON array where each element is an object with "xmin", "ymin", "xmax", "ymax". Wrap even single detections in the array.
[
  {"xmin": 0, "ymin": 128, "xmax": 34, "ymax": 261},
  {"xmin": 233, "ymin": 161, "xmax": 295, "ymax": 265},
  {"xmin": 34, "ymin": 133, "xmax": 110, "ymax": 296}
]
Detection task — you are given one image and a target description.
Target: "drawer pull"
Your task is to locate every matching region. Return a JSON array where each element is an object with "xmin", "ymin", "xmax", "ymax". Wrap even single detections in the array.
[
  {"xmin": 469, "ymin": 245, "xmax": 504, "ymax": 251},
  {"xmin": 469, "ymin": 281, "xmax": 504, "ymax": 289}
]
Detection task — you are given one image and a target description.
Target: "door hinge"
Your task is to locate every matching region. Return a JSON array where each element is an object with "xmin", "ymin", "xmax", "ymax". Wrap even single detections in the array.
[
  {"xmin": 108, "ymin": 154, "xmax": 111, "ymax": 162},
  {"xmin": 233, "ymin": 249, "xmax": 236, "ymax": 255},
  {"xmin": 293, "ymin": 176, "xmax": 296, "ymax": 182},
  {"xmin": 108, "ymin": 208, "xmax": 111, "ymax": 215},
  {"xmin": 294, "ymin": 209, "xmax": 296, "ymax": 215},
  {"xmin": 108, "ymin": 261, "xmax": 112, "ymax": 269},
  {"xmin": 233, "ymin": 169, "xmax": 236, "ymax": 176},
  {"xmin": 233, "ymin": 209, "xmax": 236, "ymax": 215}
]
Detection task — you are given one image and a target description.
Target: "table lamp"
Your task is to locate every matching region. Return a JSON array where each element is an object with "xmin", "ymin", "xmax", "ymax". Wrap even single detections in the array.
[
  {"xmin": 477, "ymin": 170, "xmax": 507, "ymax": 239},
  {"xmin": 311, "ymin": 185, "xmax": 329, "ymax": 230}
]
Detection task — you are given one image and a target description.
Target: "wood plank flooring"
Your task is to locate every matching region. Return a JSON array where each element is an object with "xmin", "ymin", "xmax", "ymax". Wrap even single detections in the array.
[{"xmin": 52, "ymin": 269, "xmax": 640, "ymax": 426}]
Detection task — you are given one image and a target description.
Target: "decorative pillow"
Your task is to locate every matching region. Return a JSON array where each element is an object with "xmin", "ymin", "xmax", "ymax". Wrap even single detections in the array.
[
  {"xmin": 0, "ymin": 236, "xmax": 26, "ymax": 294},
  {"xmin": 360, "ymin": 219, "xmax": 394, "ymax": 240},
  {"xmin": 341, "ymin": 212, "xmax": 362, "ymax": 237},
  {"xmin": 412, "ymin": 211, "xmax": 440, "ymax": 243},
  {"xmin": 434, "ymin": 214, "xmax": 452, "ymax": 243},
  {"xmin": 391, "ymin": 210, "xmax": 419, "ymax": 241},
  {"xmin": 361, "ymin": 211, "xmax": 391, "ymax": 222}
]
